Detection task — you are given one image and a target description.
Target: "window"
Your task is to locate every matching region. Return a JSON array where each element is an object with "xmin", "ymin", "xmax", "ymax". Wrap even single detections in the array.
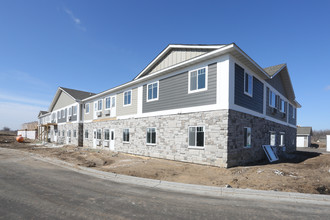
[
  {"xmin": 97, "ymin": 129, "xmax": 102, "ymax": 140},
  {"xmin": 62, "ymin": 130, "xmax": 64, "ymax": 136},
  {"xmin": 73, "ymin": 106, "xmax": 77, "ymax": 115},
  {"xmin": 105, "ymin": 97, "xmax": 111, "ymax": 109},
  {"xmin": 124, "ymin": 90, "xmax": 132, "ymax": 106},
  {"xmin": 146, "ymin": 128, "xmax": 156, "ymax": 144},
  {"xmin": 188, "ymin": 126, "xmax": 204, "ymax": 147},
  {"xmin": 61, "ymin": 110, "xmax": 64, "ymax": 118},
  {"xmin": 85, "ymin": 130, "xmax": 88, "ymax": 139},
  {"xmin": 97, "ymin": 100, "xmax": 102, "ymax": 111},
  {"xmin": 244, "ymin": 73, "xmax": 253, "ymax": 96},
  {"xmin": 147, "ymin": 82, "xmax": 159, "ymax": 101},
  {"xmin": 270, "ymin": 132, "xmax": 276, "ymax": 146},
  {"xmin": 69, "ymin": 107, "xmax": 72, "ymax": 116},
  {"xmin": 58, "ymin": 112, "xmax": 60, "ymax": 119},
  {"xmin": 104, "ymin": 129, "xmax": 110, "ymax": 141},
  {"xmin": 280, "ymin": 99, "xmax": 285, "ymax": 113},
  {"xmin": 58, "ymin": 130, "xmax": 61, "ymax": 136},
  {"xmin": 189, "ymin": 67, "xmax": 207, "ymax": 93},
  {"xmin": 123, "ymin": 129, "xmax": 129, "ymax": 142},
  {"xmin": 280, "ymin": 132, "xmax": 285, "ymax": 146},
  {"xmin": 111, "ymin": 96, "xmax": 116, "ymax": 107},
  {"xmin": 244, "ymin": 127, "xmax": 252, "ymax": 148},
  {"xmin": 73, "ymin": 130, "xmax": 77, "ymax": 138},
  {"xmin": 293, "ymin": 107, "xmax": 296, "ymax": 119},
  {"xmin": 85, "ymin": 103, "xmax": 90, "ymax": 114},
  {"xmin": 67, "ymin": 130, "xmax": 71, "ymax": 137},
  {"xmin": 269, "ymin": 90, "xmax": 276, "ymax": 108}
]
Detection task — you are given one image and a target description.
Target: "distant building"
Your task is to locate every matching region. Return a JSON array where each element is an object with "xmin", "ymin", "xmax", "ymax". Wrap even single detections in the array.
[{"xmin": 296, "ymin": 127, "xmax": 312, "ymax": 147}]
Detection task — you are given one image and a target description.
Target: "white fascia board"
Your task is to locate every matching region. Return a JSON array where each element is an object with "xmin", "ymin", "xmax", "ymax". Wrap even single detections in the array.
[
  {"xmin": 134, "ymin": 44, "xmax": 226, "ymax": 80},
  {"xmin": 47, "ymin": 88, "xmax": 62, "ymax": 112},
  {"xmin": 83, "ymin": 44, "xmax": 237, "ymax": 102}
]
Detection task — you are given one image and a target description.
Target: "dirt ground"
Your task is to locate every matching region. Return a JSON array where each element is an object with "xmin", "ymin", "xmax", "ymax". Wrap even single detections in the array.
[{"xmin": 1, "ymin": 132, "xmax": 330, "ymax": 195}]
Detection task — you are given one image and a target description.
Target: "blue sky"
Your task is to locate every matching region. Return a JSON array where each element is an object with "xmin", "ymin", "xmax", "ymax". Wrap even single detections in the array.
[{"xmin": 0, "ymin": 0, "xmax": 329, "ymax": 130}]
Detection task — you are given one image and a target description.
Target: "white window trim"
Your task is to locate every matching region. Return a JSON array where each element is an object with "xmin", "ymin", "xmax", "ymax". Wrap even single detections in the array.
[
  {"xmin": 243, "ymin": 127, "xmax": 252, "ymax": 148},
  {"xmin": 123, "ymin": 90, "xmax": 132, "ymax": 106},
  {"xmin": 188, "ymin": 66, "xmax": 208, "ymax": 94},
  {"xmin": 146, "ymin": 127, "xmax": 157, "ymax": 145},
  {"xmin": 244, "ymin": 72, "xmax": 253, "ymax": 97},
  {"xmin": 269, "ymin": 89, "xmax": 276, "ymax": 108},
  {"xmin": 188, "ymin": 126, "xmax": 205, "ymax": 149},
  {"xmin": 85, "ymin": 103, "xmax": 90, "ymax": 114},
  {"xmin": 146, "ymin": 81, "xmax": 159, "ymax": 102},
  {"xmin": 104, "ymin": 128, "xmax": 110, "ymax": 141},
  {"xmin": 96, "ymin": 129, "xmax": 102, "ymax": 140},
  {"xmin": 84, "ymin": 129, "xmax": 89, "ymax": 139},
  {"xmin": 111, "ymin": 96, "xmax": 116, "ymax": 108},
  {"xmin": 73, "ymin": 105, "xmax": 77, "ymax": 116},
  {"xmin": 270, "ymin": 131, "xmax": 277, "ymax": 146},
  {"xmin": 123, "ymin": 128, "xmax": 130, "ymax": 143},
  {"xmin": 292, "ymin": 107, "xmax": 296, "ymax": 119},
  {"xmin": 105, "ymin": 97, "xmax": 111, "ymax": 110},
  {"xmin": 280, "ymin": 99, "xmax": 285, "ymax": 113}
]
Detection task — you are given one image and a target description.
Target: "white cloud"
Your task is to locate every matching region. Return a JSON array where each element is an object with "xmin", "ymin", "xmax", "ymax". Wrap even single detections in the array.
[
  {"xmin": 0, "ymin": 102, "xmax": 45, "ymax": 130},
  {"xmin": 63, "ymin": 7, "xmax": 86, "ymax": 31},
  {"xmin": 0, "ymin": 93, "xmax": 49, "ymax": 107}
]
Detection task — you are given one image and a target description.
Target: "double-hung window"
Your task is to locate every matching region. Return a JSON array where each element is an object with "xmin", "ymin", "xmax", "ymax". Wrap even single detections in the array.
[
  {"xmin": 244, "ymin": 127, "xmax": 251, "ymax": 148},
  {"xmin": 189, "ymin": 67, "xmax": 207, "ymax": 93},
  {"xmin": 85, "ymin": 130, "xmax": 89, "ymax": 139},
  {"xmin": 146, "ymin": 128, "xmax": 156, "ymax": 144},
  {"xmin": 123, "ymin": 129, "xmax": 129, "ymax": 143},
  {"xmin": 124, "ymin": 90, "xmax": 132, "ymax": 106},
  {"xmin": 97, "ymin": 100, "xmax": 102, "ymax": 111},
  {"xmin": 97, "ymin": 129, "xmax": 102, "ymax": 140},
  {"xmin": 293, "ymin": 107, "xmax": 296, "ymax": 119},
  {"xmin": 269, "ymin": 90, "xmax": 276, "ymax": 108},
  {"xmin": 85, "ymin": 103, "xmax": 90, "ymax": 114},
  {"xmin": 73, "ymin": 106, "xmax": 77, "ymax": 115},
  {"xmin": 147, "ymin": 82, "xmax": 159, "ymax": 101},
  {"xmin": 188, "ymin": 126, "xmax": 204, "ymax": 148},
  {"xmin": 244, "ymin": 72, "xmax": 253, "ymax": 97},
  {"xmin": 69, "ymin": 107, "xmax": 72, "ymax": 116},
  {"xmin": 73, "ymin": 130, "xmax": 77, "ymax": 138},
  {"xmin": 61, "ymin": 110, "xmax": 64, "ymax": 118},
  {"xmin": 105, "ymin": 97, "xmax": 111, "ymax": 109},
  {"xmin": 104, "ymin": 129, "xmax": 110, "ymax": 141}
]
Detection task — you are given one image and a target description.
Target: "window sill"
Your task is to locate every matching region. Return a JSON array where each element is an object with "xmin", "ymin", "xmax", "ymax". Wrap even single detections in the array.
[
  {"xmin": 123, "ymin": 141, "xmax": 130, "ymax": 144},
  {"xmin": 146, "ymin": 98, "xmax": 159, "ymax": 102},
  {"xmin": 243, "ymin": 146, "xmax": 251, "ymax": 149},
  {"xmin": 244, "ymin": 91, "xmax": 253, "ymax": 97},
  {"xmin": 188, "ymin": 146, "xmax": 205, "ymax": 150},
  {"xmin": 146, "ymin": 143, "xmax": 156, "ymax": 146},
  {"xmin": 188, "ymin": 88, "xmax": 207, "ymax": 94}
]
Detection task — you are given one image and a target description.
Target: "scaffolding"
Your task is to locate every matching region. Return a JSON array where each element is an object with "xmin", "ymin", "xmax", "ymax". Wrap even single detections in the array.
[{"xmin": 38, "ymin": 123, "xmax": 57, "ymax": 142}]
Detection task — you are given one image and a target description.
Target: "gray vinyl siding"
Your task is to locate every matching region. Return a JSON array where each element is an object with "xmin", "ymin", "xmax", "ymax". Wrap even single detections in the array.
[
  {"xmin": 266, "ymin": 88, "xmax": 287, "ymax": 122},
  {"xmin": 265, "ymin": 73, "xmax": 288, "ymax": 99},
  {"xmin": 52, "ymin": 91, "xmax": 75, "ymax": 111},
  {"xmin": 234, "ymin": 63, "xmax": 264, "ymax": 114},
  {"xmin": 288, "ymin": 104, "xmax": 297, "ymax": 125},
  {"xmin": 142, "ymin": 63, "xmax": 217, "ymax": 113}
]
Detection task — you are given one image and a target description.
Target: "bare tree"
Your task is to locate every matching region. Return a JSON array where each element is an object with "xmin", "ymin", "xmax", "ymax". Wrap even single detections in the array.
[
  {"xmin": 312, "ymin": 129, "xmax": 330, "ymax": 142},
  {"xmin": 2, "ymin": 126, "xmax": 10, "ymax": 131}
]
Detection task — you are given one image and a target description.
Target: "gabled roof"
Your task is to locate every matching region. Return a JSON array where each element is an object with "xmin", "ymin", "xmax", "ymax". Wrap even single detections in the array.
[
  {"xmin": 134, "ymin": 44, "xmax": 227, "ymax": 80},
  {"xmin": 38, "ymin": 111, "xmax": 49, "ymax": 118},
  {"xmin": 297, "ymin": 127, "xmax": 312, "ymax": 135},
  {"xmin": 48, "ymin": 87, "xmax": 95, "ymax": 112},
  {"xmin": 264, "ymin": 63, "xmax": 286, "ymax": 76},
  {"xmin": 60, "ymin": 87, "xmax": 95, "ymax": 100}
]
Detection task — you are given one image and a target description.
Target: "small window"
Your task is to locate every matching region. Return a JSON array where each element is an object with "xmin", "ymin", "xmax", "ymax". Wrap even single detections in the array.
[
  {"xmin": 73, "ymin": 130, "xmax": 77, "ymax": 138},
  {"xmin": 244, "ymin": 127, "xmax": 251, "ymax": 148},
  {"xmin": 124, "ymin": 90, "xmax": 132, "ymax": 106},
  {"xmin": 111, "ymin": 96, "xmax": 116, "ymax": 108},
  {"xmin": 58, "ymin": 130, "xmax": 61, "ymax": 136},
  {"xmin": 105, "ymin": 97, "xmax": 111, "ymax": 109},
  {"xmin": 280, "ymin": 99, "xmax": 285, "ymax": 113},
  {"xmin": 97, "ymin": 100, "xmax": 102, "ymax": 111},
  {"xmin": 270, "ymin": 132, "xmax": 276, "ymax": 146},
  {"xmin": 146, "ymin": 128, "xmax": 156, "ymax": 144},
  {"xmin": 104, "ymin": 129, "xmax": 110, "ymax": 140},
  {"xmin": 73, "ymin": 106, "xmax": 77, "ymax": 115},
  {"xmin": 85, "ymin": 103, "xmax": 90, "ymax": 114},
  {"xmin": 85, "ymin": 130, "xmax": 88, "ymax": 139},
  {"xmin": 58, "ymin": 112, "xmax": 60, "ymax": 119},
  {"xmin": 111, "ymin": 130, "xmax": 114, "ymax": 140},
  {"xmin": 61, "ymin": 110, "xmax": 64, "ymax": 118},
  {"xmin": 188, "ymin": 126, "xmax": 204, "ymax": 147},
  {"xmin": 62, "ymin": 131, "xmax": 64, "ymax": 136},
  {"xmin": 280, "ymin": 132, "xmax": 285, "ymax": 146},
  {"xmin": 97, "ymin": 129, "xmax": 102, "ymax": 140},
  {"xmin": 269, "ymin": 90, "xmax": 276, "ymax": 108},
  {"xmin": 293, "ymin": 107, "xmax": 296, "ymax": 119},
  {"xmin": 123, "ymin": 128, "xmax": 129, "ymax": 142},
  {"xmin": 244, "ymin": 73, "xmax": 253, "ymax": 97},
  {"xmin": 147, "ymin": 82, "xmax": 159, "ymax": 101},
  {"xmin": 189, "ymin": 67, "xmax": 207, "ymax": 93},
  {"xmin": 69, "ymin": 107, "xmax": 72, "ymax": 116},
  {"xmin": 67, "ymin": 130, "xmax": 71, "ymax": 137}
]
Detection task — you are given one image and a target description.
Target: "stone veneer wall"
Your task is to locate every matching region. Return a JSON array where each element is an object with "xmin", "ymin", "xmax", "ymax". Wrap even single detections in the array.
[
  {"xmin": 227, "ymin": 109, "xmax": 296, "ymax": 167},
  {"xmin": 51, "ymin": 123, "xmax": 81, "ymax": 145},
  {"xmin": 83, "ymin": 110, "xmax": 229, "ymax": 167}
]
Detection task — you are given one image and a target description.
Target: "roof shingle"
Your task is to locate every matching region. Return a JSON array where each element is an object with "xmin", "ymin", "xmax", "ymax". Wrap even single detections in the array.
[{"xmin": 60, "ymin": 87, "xmax": 95, "ymax": 100}]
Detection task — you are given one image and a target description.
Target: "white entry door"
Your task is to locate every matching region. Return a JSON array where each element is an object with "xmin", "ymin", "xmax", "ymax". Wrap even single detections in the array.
[
  {"xmin": 110, "ymin": 129, "xmax": 115, "ymax": 150},
  {"xmin": 297, "ymin": 136, "xmax": 304, "ymax": 147},
  {"xmin": 93, "ymin": 129, "xmax": 97, "ymax": 148}
]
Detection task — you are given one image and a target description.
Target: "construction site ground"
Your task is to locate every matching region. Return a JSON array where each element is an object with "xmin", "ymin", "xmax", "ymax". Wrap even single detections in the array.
[{"xmin": 1, "ymin": 132, "xmax": 329, "ymax": 195}]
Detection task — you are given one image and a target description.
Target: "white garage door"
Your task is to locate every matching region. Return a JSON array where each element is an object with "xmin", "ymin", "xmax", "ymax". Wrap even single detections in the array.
[{"xmin": 297, "ymin": 136, "xmax": 305, "ymax": 147}]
